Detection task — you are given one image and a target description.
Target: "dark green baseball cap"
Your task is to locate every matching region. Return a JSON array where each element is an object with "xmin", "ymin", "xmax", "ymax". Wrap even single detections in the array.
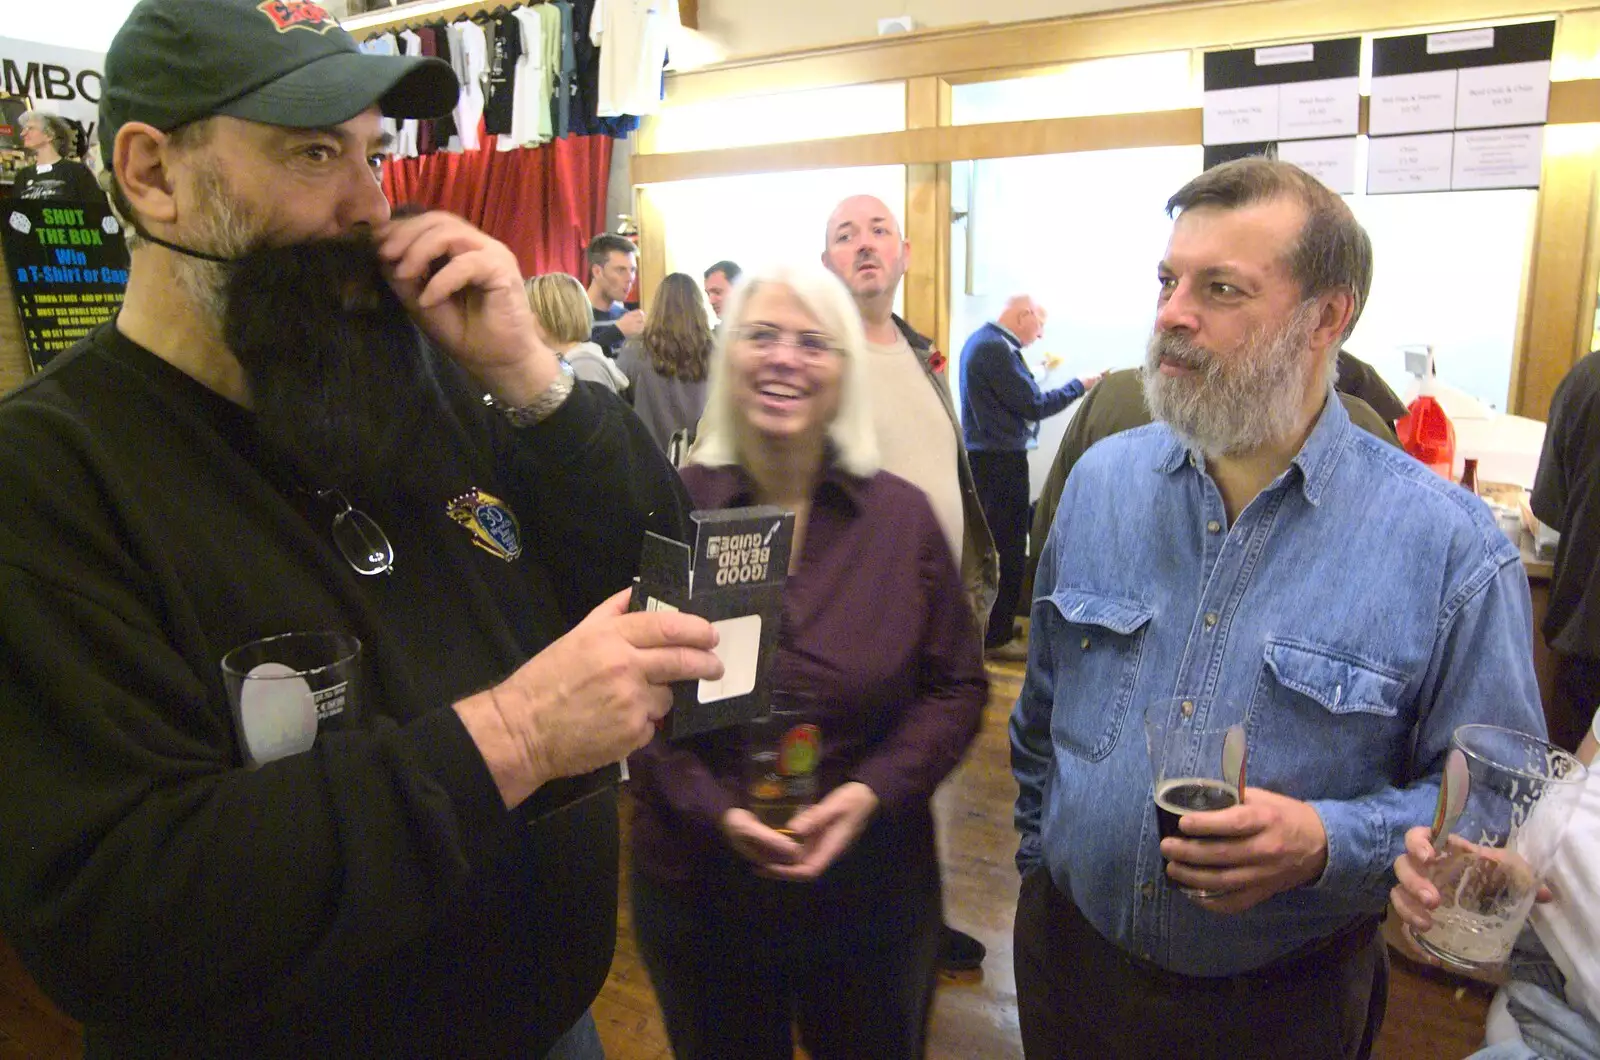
[{"xmin": 99, "ymin": 0, "xmax": 459, "ymax": 161}]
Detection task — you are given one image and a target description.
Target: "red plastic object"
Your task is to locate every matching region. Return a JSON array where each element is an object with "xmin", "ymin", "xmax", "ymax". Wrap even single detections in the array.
[{"xmin": 1396, "ymin": 395, "xmax": 1456, "ymax": 478}]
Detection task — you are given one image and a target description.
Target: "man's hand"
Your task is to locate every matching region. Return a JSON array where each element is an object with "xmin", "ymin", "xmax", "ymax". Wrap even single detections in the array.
[
  {"xmin": 760, "ymin": 782, "xmax": 880, "ymax": 883},
  {"xmin": 1161, "ymin": 787, "xmax": 1328, "ymax": 913},
  {"xmin": 719, "ymin": 808, "xmax": 803, "ymax": 870},
  {"xmin": 455, "ymin": 588, "xmax": 723, "ymax": 808},
  {"xmin": 1081, "ymin": 371, "xmax": 1105, "ymax": 390},
  {"xmin": 374, "ymin": 211, "xmax": 556, "ymax": 405},
  {"xmin": 617, "ymin": 308, "xmax": 646, "ymax": 339}
]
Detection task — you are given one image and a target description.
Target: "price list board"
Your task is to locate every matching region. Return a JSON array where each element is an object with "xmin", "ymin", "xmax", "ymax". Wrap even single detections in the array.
[
  {"xmin": 1202, "ymin": 38, "xmax": 1361, "ymax": 193},
  {"xmin": 1368, "ymin": 21, "xmax": 1554, "ymax": 193},
  {"xmin": 2, "ymin": 199, "xmax": 129, "ymax": 372}
]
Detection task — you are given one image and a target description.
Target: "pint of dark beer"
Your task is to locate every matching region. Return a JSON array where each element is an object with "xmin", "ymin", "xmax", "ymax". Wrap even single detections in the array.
[{"xmin": 1144, "ymin": 699, "xmax": 1243, "ymax": 898}]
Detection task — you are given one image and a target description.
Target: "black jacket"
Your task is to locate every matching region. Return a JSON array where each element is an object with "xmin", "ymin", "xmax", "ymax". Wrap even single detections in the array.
[{"xmin": 0, "ymin": 323, "xmax": 689, "ymax": 1058}]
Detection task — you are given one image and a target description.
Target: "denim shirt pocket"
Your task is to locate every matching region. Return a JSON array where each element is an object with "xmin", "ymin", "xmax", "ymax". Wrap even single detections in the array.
[
  {"xmin": 1038, "ymin": 588, "xmax": 1155, "ymax": 763},
  {"xmin": 1250, "ymin": 639, "xmax": 1410, "ymax": 795}
]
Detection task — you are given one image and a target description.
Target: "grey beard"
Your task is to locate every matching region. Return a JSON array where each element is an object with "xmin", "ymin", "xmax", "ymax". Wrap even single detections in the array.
[
  {"xmin": 1142, "ymin": 301, "xmax": 1329, "ymax": 458},
  {"xmin": 169, "ymin": 164, "xmax": 266, "ymax": 330}
]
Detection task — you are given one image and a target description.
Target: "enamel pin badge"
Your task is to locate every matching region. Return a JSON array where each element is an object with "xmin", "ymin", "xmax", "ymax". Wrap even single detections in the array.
[{"xmin": 447, "ymin": 488, "xmax": 523, "ymax": 562}]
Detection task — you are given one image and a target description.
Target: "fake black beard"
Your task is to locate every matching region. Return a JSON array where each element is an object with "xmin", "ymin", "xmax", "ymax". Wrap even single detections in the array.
[{"xmin": 222, "ymin": 233, "xmax": 444, "ymax": 493}]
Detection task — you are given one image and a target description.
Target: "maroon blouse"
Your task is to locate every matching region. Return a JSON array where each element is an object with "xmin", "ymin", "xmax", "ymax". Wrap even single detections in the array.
[{"xmin": 627, "ymin": 463, "xmax": 988, "ymax": 883}]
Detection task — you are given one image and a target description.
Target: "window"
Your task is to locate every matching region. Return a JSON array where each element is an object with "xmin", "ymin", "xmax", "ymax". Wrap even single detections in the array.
[{"xmin": 648, "ymin": 165, "xmax": 907, "ymax": 311}]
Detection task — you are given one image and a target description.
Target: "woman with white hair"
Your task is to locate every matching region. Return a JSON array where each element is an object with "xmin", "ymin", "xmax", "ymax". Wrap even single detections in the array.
[
  {"xmin": 14, "ymin": 111, "xmax": 101, "ymax": 203},
  {"xmin": 626, "ymin": 262, "xmax": 987, "ymax": 1059}
]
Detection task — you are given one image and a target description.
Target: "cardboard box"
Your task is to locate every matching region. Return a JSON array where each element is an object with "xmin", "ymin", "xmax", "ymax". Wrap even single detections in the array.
[{"xmin": 631, "ymin": 505, "xmax": 794, "ymax": 740}]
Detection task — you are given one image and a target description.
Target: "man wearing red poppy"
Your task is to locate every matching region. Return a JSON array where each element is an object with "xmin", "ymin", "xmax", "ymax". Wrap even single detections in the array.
[{"xmin": 821, "ymin": 194, "xmax": 998, "ymax": 974}]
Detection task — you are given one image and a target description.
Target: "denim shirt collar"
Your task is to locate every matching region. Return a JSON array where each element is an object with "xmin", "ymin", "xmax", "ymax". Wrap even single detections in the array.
[{"xmin": 1152, "ymin": 388, "xmax": 1351, "ymax": 507}]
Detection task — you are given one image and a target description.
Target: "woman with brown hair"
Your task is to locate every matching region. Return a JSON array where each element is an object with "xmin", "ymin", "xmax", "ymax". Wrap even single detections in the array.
[{"xmin": 617, "ymin": 272, "xmax": 714, "ymax": 451}]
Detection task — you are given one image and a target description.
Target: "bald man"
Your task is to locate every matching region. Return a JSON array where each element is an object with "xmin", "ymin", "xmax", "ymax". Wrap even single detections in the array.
[
  {"xmin": 822, "ymin": 193, "xmax": 999, "ymax": 975},
  {"xmin": 958, "ymin": 297, "xmax": 1101, "ymax": 660}
]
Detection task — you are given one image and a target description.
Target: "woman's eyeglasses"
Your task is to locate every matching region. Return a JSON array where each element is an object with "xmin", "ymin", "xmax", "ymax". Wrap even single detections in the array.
[
  {"xmin": 317, "ymin": 488, "xmax": 395, "ymax": 576},
  {"xmin": 737, "ymin": 325, "xmax": 840, "ymax": 363}
]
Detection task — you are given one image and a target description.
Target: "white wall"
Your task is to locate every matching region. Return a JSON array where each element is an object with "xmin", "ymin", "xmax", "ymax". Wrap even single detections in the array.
[
  {"xmin": 697, "ymin": 0, "xmax": 1199, "ymax": 59},
  {"xmin": 10, "ymin": 0, "xmax": 350, "ymax": 51}
]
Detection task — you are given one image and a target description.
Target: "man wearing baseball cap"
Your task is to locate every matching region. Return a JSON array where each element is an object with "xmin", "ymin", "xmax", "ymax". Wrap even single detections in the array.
[{"xmin": 0, "ymin": 1, "xmax": 723, "ymax": 1058}]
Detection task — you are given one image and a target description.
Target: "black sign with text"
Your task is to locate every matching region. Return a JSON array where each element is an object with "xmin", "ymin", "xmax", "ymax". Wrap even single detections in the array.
[{"xmin": 2, "ymin": 198, "xmax": 128, "ymax": 371}]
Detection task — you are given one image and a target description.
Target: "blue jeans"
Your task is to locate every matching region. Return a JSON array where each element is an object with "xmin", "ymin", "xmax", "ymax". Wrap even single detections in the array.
[
  {"xmin": 1469, "ymin": 930, "xmax": 1600, "ymax": 1060},
  {"xmin": 543, "ymin": 1010, "xmax": 604, "ymax": 1060}
]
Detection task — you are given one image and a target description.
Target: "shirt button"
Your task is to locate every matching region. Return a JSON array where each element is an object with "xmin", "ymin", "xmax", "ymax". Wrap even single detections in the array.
[
  {"xmin": 1181, "ymin": 700, "xmax": 1195, "ymax": 717},
  {"xmin": 1080, "ymin": 636, "xmax": 1091, "ymax": 650},
  {"xmin": 1140, "ymin": 883, "xmax": 1155, "ymax": 899},
  {"xmin": 1207, "ymin": 520, "xmax": 1221, "ymax": 533},
  {"xmin": 1204, "ymin": 612, "xmax": 1219, "ymax": 628}
]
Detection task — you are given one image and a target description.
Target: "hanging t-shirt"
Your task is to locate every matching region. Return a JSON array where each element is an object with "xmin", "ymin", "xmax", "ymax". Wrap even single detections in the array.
[
  {"xmin": 413, "ymin": 27, "xmax": 440, "ymax": 154},
  {"xmin": 12, "ymin": 160, "xmax": 102, "ymax": 202},
  {"xmin": 484, "ymin": 11, "xmax": 522, "ymax": 136},
  {"xmin": 571, "ymin": 0, "xmax": 601, "ymax": 134},
  {"xmin": 449, "ymin": 19, "xmax": 487, "ymax": 151},
  {"xmin": 503, "ymin": 7, "xmax": 544, "ymax": 150},
  {"xmin": 427, "ymin": 25, "xmax": 459, "ymax": 147},
  {"xmin": 590, "ymin": 0, "xmax": 678, "ymax": 118},
  {"xmin": 537, "ymin": 3, "xmax": 563, "ymax": 143},
  {"xmin": 357, "ymin": 34, "xmax": 402, "ymax": 149},
  {"xmin": 395, "ymin": 30, "xmax": 423, "ymax": 158},
  {"xmin": 551, "ymin": 0, "xmax": 576, "ymax": 138}
]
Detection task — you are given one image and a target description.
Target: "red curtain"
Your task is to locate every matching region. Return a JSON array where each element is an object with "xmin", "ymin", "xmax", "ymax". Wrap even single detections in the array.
[{"xmin": 381, "ymin": 134, "xmax": 614, "ymax": 280}]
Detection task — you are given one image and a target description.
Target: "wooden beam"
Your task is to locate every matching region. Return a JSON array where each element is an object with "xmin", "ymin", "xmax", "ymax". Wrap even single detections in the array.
[
  {"xmin": 635, "ymin": 80, "xmax": 1600, "ymax": 185},
  {"xmin": 1512, "ymin": 8, "xmax": 1600, "ymax": 419},
  {"xmin": 1512, "ymin": 126, "xmax": 1599, "ymax": 419},
  {"xmin": 633, "ymin": 107, "xmax": 1205, "ymax": 183},
  {"xmin": 663, "ymin": 0, "xmax": 1597, "ymax": 106},
  {"xmin": 636, "ymin": 185, "xmax": 666, "ymax": 312},
  {"xmin": 903, "ymin": 78, "xmax": 953, "ymax": 358}
]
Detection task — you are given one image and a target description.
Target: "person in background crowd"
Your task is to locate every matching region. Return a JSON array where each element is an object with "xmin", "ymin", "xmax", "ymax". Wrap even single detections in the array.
[
  {"xmin": 1331, "ymin": 350, "xmax": 1408, "ymax": 430},
  {"xmin": 617, "ymin": 272, "xmax": 713, "ymax": 452},
  {"xmin": 1390, "ymin": 710, "xmax": 1598, "ymax": 1059},
  {"xmin": 0, "ymin": 2, "xmax": 723, "ymax": 1057},
  {"xmin": 586, "ymin": 233, "xmax": 644, "ymax": 358},
  {"xmin": 1023, "ymin": 351, "xmax": 1403, "ymax": 608},
  {"xmin": 1011, "ymin": 157, "xmax": 1545, "ymax": 1060},
  {"xmin": 14, "ymin": 111, "xmax": 103, "ymax": 202},
  {"xmin": 528, "ymin": 272, "xmax": 628, "ymax": 394},
  {"xmin": 821, "ymin": 193, "xmax": 997, "ymax": 976},
  {"xmin": 628, "ymin": 261, "xmax": 987, "ymax": 1059},
  {"xmin": 1532, "ymin": 348, "xmax": 1600, "ymax": 751},
  {"xmin": 958, "ymin": 295, "xmax": 1103, "ymax": 662},
  {"xmin": 703, "ymin": 259, "xmax": 741, "ymax": 321}
]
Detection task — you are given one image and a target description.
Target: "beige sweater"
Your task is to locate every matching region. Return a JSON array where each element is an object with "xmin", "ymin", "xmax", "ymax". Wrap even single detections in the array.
[{"xmin": 864, "ymin": 332, "xmax": 964, "ymax": 566}]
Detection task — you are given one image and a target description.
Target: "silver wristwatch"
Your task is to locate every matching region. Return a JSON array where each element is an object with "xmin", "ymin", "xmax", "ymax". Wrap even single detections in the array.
[{"xmin": 483, "ymin": 359, "xmax": 576, "ymax": 428}]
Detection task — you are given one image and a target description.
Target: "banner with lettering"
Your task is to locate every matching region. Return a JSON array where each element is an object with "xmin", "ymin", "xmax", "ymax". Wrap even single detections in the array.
[
  {"xmin": 2, "ymin": 199, "xmax": 128, "ymax": 371},
  {"xmin": 0, "ymin": 38, "xmax": 105, "ymax": 156}
]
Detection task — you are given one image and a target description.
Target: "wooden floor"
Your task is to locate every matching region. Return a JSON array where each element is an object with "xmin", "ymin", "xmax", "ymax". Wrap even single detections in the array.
[{"xmin": 0, "ymin": 657, "xmax": 1498, "ymax": 1059}]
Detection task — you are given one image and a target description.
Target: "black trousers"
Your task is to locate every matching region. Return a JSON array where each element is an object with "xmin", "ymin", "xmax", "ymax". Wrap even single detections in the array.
[
  {"xmin": 631, "ymin": 820, "xmax": 943, "ymax": 1060},
  {"xmin": 1013, "ymin": 869, "xmax": 1389, "ymax": 1060},
  {"xmin": 970, "ymin": 450, "xmax": 1030, "ymax": 649},
  {"xmin": 1553, "ymin": 652, "xmax": 1600, "ymax": 751}
]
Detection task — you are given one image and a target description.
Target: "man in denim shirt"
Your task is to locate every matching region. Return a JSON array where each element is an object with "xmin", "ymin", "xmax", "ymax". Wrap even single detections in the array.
[{"xmin": 1010, "ymin": 158, "xmax": 1544, "ymax": 1060}]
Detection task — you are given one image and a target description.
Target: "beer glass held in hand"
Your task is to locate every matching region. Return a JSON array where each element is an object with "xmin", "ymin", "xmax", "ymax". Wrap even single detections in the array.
[
  {"xmin": 742, "ymin": 691, "xmax": 821, "ymax": 835},
  {"xmin": 1145, "ymin": 698, "xmax": 1243, "ymax": 899},
  {"xmin": 1411, "ymin": 724, "xmax": 1586, "ymax": 969}
]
